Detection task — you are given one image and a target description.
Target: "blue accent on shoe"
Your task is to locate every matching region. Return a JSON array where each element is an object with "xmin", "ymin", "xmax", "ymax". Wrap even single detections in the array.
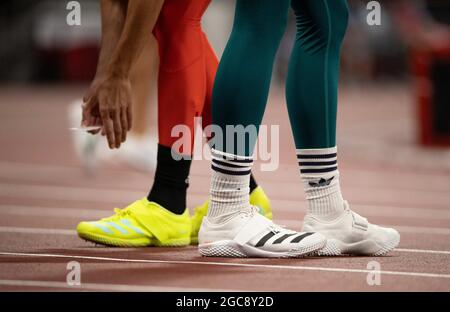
[{"xmin": 120, "ymin": 219, "xmax": 144, "ymax": 235}]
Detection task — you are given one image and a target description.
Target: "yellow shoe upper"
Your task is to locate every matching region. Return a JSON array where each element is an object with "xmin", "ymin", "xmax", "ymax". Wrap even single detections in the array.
[
  {"xmin": 77, "ymin": 198, "xmax": 191, "ymax": 246},
  {"xmin": 190, "ymin": 186, "xmax": 272, "ymax": 243}
]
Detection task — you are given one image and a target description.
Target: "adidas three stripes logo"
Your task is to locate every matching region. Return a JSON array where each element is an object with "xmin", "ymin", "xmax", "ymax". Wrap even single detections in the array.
[{"xmin": 255, "ymin": 231, "xmax": 314, "ymax": 247}]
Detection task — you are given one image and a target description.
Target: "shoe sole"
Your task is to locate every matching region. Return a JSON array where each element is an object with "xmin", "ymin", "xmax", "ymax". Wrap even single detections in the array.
[
  {"xmin": 317, "ymin": 234, "xmax": 400, "ymax": 256},
  {"xmin": 198, "ymin": 238, "xmax": 326, "ymax": 258},
  {"xmin": 78, "ymin": 232, "xmax": 190, "ymax": 247}
]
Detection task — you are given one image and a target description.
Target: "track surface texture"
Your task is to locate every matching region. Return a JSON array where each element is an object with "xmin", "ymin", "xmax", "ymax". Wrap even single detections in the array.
[{"xmin": 0, "ymin": 84, "xmax": 449, "ymax": 291}]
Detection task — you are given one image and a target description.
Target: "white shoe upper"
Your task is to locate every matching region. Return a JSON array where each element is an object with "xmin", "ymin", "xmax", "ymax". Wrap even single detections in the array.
[
  {"xmin": 302, "ymin": 201, "xmax": 400, "ymax": 255},
  {"xmin": 199, "ymin": 207, "xmax": 326, "ymax": 257}
]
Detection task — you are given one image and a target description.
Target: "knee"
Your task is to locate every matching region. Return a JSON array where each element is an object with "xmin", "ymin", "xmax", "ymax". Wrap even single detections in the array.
[
  {"xmin": 233, "ymin": 1, "xmax": 288, "ymax": 53},
  {"xmin": 292, "ymin": 0, "xmax": 348, "ymax": 53},
  {"xmin": 236, "ymin": 18, "xmax": 287, "ymax": 55}
]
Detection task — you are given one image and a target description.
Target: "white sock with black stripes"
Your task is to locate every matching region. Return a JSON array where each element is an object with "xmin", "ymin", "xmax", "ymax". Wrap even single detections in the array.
[
  {"xmin": 297, "ymin": 146, "xmax": 345, "ymax": 221},
  {"xmin": 207, "ymin": 149, "xmax": 253, "ymax": 223}
]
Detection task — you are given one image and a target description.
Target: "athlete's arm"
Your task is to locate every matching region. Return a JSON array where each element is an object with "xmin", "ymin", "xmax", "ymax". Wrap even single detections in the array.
[
  {"xmin": 82, "ymin": 0, "xmax": 126, "ymax": 134},
  {"xmin": 82, "ymin": 0, "xmax": 164, "ymax": 149}
]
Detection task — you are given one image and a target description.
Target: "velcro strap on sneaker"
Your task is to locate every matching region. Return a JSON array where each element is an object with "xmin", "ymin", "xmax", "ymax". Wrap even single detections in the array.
[
  {"xmin": 351, "ymin": 211, "xmax": 368, "ymax": 232},
  {"xmin": 135, "ymin": 212, "xmax": 169, "ymax": 243},
  {"xmin": 234, "ymin": 214, "xmax": 273, "ymax": 246}
]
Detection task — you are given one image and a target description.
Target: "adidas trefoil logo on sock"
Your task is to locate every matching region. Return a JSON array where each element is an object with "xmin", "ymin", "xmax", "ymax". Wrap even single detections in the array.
[{"xmin": 308, "ymin": 176, "xmax": 334, "ymax": 187}]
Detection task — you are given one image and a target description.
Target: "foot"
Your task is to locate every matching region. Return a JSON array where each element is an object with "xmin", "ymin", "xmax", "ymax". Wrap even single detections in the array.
[
  {"xmin": 302, "ymin": 201, "xmax": 400, "ymax": 256},
  {"xmin": 198, "ymin": 206, "xmax": 326, "ymax": 258},
  {"xmin": 77, "ymin": 198, "xmax": 191, "ymax": 247},
  {"xmin": 190, "ymin": 186, "xmax": 272, "ymax": 245}
]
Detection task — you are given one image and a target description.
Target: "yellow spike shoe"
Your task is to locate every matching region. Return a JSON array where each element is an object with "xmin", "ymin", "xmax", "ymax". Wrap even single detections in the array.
[
  {"xmin": 77, "ymin": 198, "xmax": 191, "ymax": 247},
  {"xmin": 190, "ymin": 186, "xmax": 272, "ymax": 245}
]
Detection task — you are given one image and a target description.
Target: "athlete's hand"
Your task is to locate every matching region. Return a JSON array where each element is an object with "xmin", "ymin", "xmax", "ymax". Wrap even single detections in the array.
[
  {"xmin": 82, "ymin": 74, "xmax": 133, "ymax": 149},
  {"xmin": 81, "ymin": 78, "xmax": 103, "ymax": 135}
]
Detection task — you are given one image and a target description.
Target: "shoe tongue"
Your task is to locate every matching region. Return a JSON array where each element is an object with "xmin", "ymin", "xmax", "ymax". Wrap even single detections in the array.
[{"xmin": 126, "ymin": 198, "xmax": 152, "ymax": 215}]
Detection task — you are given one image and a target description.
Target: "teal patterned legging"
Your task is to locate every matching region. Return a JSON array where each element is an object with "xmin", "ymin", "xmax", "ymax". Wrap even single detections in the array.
[{"xmin": 211, "ymin": 0, "xmax": 349, "ymax": 155}]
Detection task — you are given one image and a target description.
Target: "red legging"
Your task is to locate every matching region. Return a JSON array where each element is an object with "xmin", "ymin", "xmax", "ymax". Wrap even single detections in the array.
[{"xmin": 153, "ymin": 0, "xmax": 217, "ymax": 155}]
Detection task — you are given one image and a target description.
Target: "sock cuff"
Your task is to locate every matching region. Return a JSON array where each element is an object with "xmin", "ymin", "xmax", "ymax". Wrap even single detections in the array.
[
  {"xmin": 211, "ymin": 149, "xmax": 253, "ymax": 162},
  {"xmin": 211, "ymin": 149, "xmax": 253, "ymax": 176},
  {"xmin": 296, "ymin": 146, "xmax": 338, "ymax": 176},
  {"xmin": 296, "ymin": 146, "xmax": 337, "ymax": 156}
]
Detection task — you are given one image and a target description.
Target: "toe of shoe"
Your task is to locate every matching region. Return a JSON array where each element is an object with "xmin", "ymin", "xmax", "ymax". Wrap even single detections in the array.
[
  {"xmin": 385, "ymin": 227, "xmax": 400, "ymax": 246},
  {"xmin": 76, "ymin": 221, "xmax": 91, "ymax": 234},
  {"xmin": 76, "ymin": 221, "xmax": 104, "ymax": 236},
  {"xmin": 374, "ymin": 225, "xmax": 400, "ymax": 243},
  {"xmin": 368, "ymin": 225, "xmax": 400, "ymax": 255}
]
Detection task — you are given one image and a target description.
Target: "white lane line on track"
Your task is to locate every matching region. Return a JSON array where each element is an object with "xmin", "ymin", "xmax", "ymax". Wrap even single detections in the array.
[
  {"xmin": 0, "ymin": 226, "xmax": 449, "ymax": 255},
  {"xmin": 395, "ymin": 248, "xmax": 450, "ymax": 255},
  {"xmin": 0, "ymin": 251, "xmax": 449, "ymax": 279},
  {"xmin": 0, "ymin": 226, "xmax": 76, "ymax": 235},
  {"xmin": 0, "ymin": 205, "xmax": 109, "ymax": 219},
  {"xmin": 0, "ymin": 183, "xmax": 143, "ymax": 203},
  {"xmin": 0, "ymin": 279, "xmax": 237, "ymax": 292}
]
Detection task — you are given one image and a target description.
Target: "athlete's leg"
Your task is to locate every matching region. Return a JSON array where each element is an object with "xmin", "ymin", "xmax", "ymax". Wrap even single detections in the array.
[
  {"xmin": 286, "ymin": 0, "xmax": 348, "ymax": 149},
  {"xmin": 76, "ymin": 0, "xmax": 210, "ymax": 247},
  {"xmin": 286, "ymin": 0, "xmax": 348, "ymax": 220},
  {"xmin": 200, "ymin": 32, "xmax": 216, "ymax": 137},
  {"xmin": 201, "ymin": 29, "xmax": 261, "ymax": 194},
  {"xmin": 150, "ymin": 0, "xmax": 211, "ymax": 215},
  {"xmin": 200, "ymin": 0, "xmax": 326, "ymax": 258},
  {"xmin": 189, "ymin": 27, "xmax": 273, "ymax": 244},
  {"xmin": 287, "ymin": 0, "xmax": 399, "ymax": 255},
  {"xmin": 211, "ymin": 0, "xmax": 290, "ymax": 156}
]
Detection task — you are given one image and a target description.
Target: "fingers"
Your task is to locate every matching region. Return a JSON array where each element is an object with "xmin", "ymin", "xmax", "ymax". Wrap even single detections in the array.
[
  {"xmin": 120, "ymin": 107, "xmax": 128, "ymax": 143},
  {"xmin": 113, "ymin": 110, "xmax": 123, "ymax": 148},
  {"xmin": 94, "ymin": 78, "xmax": 132, "ymax": 149},
  {"xmin": 100, "ymin": 108, "xmax": 116, "ymax": 149},
  {"xmin": 126, "ymin": 98, "xmax": 132, "ymax": 131},
  {"xmin": 81, "ymin": 97, "xmax": 96, "ymax": 127},
  {"xmin": 99, "ymin": 101, "xmax": 124, "ymax": 149}
]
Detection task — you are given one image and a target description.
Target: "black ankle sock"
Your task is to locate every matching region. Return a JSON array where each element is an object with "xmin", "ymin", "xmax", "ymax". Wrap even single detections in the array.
[
  {"xmin": 147, "ymin": 144, "xmax": 191, "ymax": 215},
  {"xmin": 249, "ymin": 173, "xmax": 258, "ymax": 193}
]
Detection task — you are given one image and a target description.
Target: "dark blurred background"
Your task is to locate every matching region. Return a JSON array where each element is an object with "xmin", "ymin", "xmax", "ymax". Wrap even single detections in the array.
[
  {"xmin": 0, "ymin": 0, "xmax": 449, "ymax": 165},
  {"xmin": 1, "ymin": 0, "xmax": 449, "ymax": 84}
]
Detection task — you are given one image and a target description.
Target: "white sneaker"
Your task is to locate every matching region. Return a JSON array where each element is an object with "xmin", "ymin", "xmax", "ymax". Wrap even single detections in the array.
[
  {"xmin": 68, "ymin": 100, "xmax": 101, "ymax": 173},
  {"xmin": 198, "ymin": 207, "xmax": 326, "ymax": 258},
  {"xmin": 302, "ymin": 201, "xmax": 400, "ymax": 256}
]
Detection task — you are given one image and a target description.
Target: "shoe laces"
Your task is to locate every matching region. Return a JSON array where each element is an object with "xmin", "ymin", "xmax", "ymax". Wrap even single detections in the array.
[
  {"xmin": 102, "ymin": 207, "xmax": 132, "ymax": 221},
  {"xmin": 269, "ymin": 223, "xmax": 292, "ymax": 234},
  {"xmin": 241, "ymin": 205, "xmax": 259, "ymax": 218},
  {"xmin": 245, "ymin": 206, "xmax": 286, "ymax": 234}
]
